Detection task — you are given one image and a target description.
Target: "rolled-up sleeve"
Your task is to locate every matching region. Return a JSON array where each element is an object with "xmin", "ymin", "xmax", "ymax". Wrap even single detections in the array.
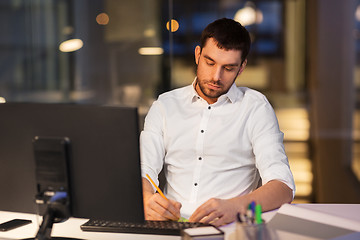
[
  {"xmin": 250, "ymin": 98, "xmax": 296, "ymax": 198},
  {"xmin": 140, "ymin": 100, "xmax": 166, "ymax": 190}
]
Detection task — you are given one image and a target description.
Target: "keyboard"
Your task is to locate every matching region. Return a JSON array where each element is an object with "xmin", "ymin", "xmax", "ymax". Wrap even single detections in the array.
[{"xmin": 80, "ymin": 219, "xmax": 210, "ymax": 236}]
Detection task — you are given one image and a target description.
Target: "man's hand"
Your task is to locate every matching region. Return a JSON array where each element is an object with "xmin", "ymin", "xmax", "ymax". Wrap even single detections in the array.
[
  {"xmin": 142, "ymin": 177, "xmax": 182, "ymax": 221},
  {"xmin": 189, "ymin": 198, "xmax": 245, "ymax": 226},
  {"xmin": 189, "ymin": 180, "xmax": 293, "ymax": 227},
  {"xmin": 144, "ymin": 192, "xmax": 182, "ymax": 221}
]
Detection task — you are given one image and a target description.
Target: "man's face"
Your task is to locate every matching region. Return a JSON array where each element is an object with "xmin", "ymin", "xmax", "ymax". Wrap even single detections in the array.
[{"xmin": 194, "ymin": 38, "xmax": 246, "ymax": 104}]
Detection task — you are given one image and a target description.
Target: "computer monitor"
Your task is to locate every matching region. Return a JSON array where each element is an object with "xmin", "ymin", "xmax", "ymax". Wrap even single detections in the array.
[{"xmin": 0, "ymin": 102, "xmax": 144, "ymax": 223}]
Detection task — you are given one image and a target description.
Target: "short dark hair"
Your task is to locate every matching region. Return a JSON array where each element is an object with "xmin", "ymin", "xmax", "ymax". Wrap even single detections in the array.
[{"xmin": 200, "ymin": 18, "xmax": 251, "ymax": 64}]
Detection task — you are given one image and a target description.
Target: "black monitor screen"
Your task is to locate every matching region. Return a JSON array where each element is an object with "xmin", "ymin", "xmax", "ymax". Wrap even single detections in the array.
[{"xmin": 0, "ymin": 103, "xmax": 144, "ymax": 223}]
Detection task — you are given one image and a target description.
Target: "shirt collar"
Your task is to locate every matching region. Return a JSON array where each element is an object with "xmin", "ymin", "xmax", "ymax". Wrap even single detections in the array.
[
  {"xmin": 190, "ymin": 78, "xmax": 242, "ymax": 104},
  {"xmin": 190, "ymin": 78, "xmax": 201, "ymax": 103},
  {"xmin": 222, "ymin": 82, "xmax": 239, "ymax": 103}
]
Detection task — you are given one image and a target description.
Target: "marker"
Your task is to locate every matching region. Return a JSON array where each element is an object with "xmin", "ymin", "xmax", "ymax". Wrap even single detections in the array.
[
  {"xmin": 255, "ymin": 204, "xmax": 263, "ymax": 224},
  {"xmin": 246, "ymin": 203, "xmax": 253, "ymax": 219},
  {"xmin": 145, "ymin": 174, "xmax": 168, "ymax": 200},
  {"xmin": 250, "ymin": 201, "xmax": 256, "ymax": 216}
]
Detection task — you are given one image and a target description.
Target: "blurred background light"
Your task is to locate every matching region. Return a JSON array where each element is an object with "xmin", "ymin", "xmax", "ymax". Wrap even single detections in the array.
[
  {"xmin": 138, "ymin": 47, "xmax": 164, "ymax": 55},
  {"xmin": 166, "ymin": 19, "xmax": 179, "ymax": 32},
  {"xmin": 356, "ymin": 5, "xmax": 360, "ymax": 22},
  {"xmin": 62, "ymin": 26, "xmax": 74, "ymax": 35},
  {"xmin": 59, "ymin": 39, "xmax": 84, "ymax": 52},
  {"xmin": 234, "ymin": 2, "xmax": 263, "ymax": 26},
  {"xmin": 0, "ymin": 97, "xmax": 6, "ymax": 103},
  {"xmin": 144, "ymin": 28, "xmax": 156, "ymax": 38},
  {"xmin": 96, "ymin": 13, "xmax": 110, "ymax": 25}
]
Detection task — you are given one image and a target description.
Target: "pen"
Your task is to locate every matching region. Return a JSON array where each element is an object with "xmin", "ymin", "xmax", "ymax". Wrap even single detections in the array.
[
  {"xmin": 146, "ymin": 174, "xmax": 185, "ymax": 222},
  {"xmin": 145, "ymin": 174, "xmax": 168, "ymax": 200}
]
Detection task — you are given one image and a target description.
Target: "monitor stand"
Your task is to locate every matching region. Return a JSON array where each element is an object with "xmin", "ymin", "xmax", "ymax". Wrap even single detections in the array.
[{"xmin": 23, "ymin": 203, "xmax": 83, "ymax": 240}]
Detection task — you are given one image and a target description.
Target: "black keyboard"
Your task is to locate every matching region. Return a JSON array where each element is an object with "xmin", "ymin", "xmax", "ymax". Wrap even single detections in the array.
[{"xmin": 80, "ymin": 219, "xmax": 210, "ymax": 236}]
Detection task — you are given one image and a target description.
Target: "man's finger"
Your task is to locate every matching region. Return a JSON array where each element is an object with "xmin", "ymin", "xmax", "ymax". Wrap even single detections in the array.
[
  {"xmin": 189, "ymin": 202, "xmax": 214, "ymax": 222},
  {"xmin": 153, "ymin": 194, "xmax": 181, "ymax": 220},
  {"xmin": 145, "ymin": 206, "xmax": 169, "ymax": 221}
]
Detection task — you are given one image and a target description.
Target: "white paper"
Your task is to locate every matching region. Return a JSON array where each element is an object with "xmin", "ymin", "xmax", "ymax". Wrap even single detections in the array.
[{"xmin": 183, "ymin": 226, "xmax": 222, "ymax": 236}]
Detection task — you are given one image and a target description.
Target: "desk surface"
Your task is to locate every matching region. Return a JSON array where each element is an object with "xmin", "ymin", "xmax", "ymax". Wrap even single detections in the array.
[
  {"xmin": 0, "ymin": 211, "xmax": 180, "ymax": 240},
  {"xmin": 0, "ymin": 204, "xmax": 359, "ymax": 240}
]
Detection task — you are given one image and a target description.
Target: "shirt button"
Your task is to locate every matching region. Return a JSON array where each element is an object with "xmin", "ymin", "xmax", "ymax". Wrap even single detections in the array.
[
  {"xmin": 201, "ymin": 130, "xmax": 204, "ymax": 133},
  {"xmin": 198, "ymin": 157, "xmax": 202, "ymax": 160},
  {"xmin": 194, "ymin": 183, "xmax": 198, "ymax": 186},
  {"xmin": 208, "ymin": 106, "xmax": 211, "ymax": 110}
]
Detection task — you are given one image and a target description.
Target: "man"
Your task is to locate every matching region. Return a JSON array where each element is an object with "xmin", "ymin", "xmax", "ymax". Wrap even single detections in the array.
[{"xmin": 140, "ymin": 18, "xmax": 295, "ymax": 227}]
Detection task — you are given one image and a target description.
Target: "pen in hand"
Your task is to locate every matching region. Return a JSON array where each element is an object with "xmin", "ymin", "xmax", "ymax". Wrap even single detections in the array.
[
  {"xmin": 145, "ymin": 174, "xmax": 168, "ymax": 200},
  {"xmin": 146, "ymin": 174, "xmax": 183, "ymax": 221}
]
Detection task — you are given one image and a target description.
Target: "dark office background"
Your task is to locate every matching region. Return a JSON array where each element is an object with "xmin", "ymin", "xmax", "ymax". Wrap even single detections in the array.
[{"xmin": 0, "ymin": 0, "xmax": 359, "ymax": 203}]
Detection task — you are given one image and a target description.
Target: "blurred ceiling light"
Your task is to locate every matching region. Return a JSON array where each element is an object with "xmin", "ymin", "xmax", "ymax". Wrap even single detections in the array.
[
  {"xmin": 144, "ymin": 28, "xmax": 156, "ymax": 38},
  {"xmin": 96, "ymin": 13, "xmax": 110, "ymax": 25},
  {"xmin": 166, "ymin": 19, "xmax": 179, "ymax": 32},
  {"xmin": 62, "ymin": 26, "xmax": 74, "ymax": 35},
  {"xmin": 234, "ymin": 3, "xmax": 263, "ymax": 26},
  {"xmin": 138, "ymin": 47, "xmax": 164, "ymax": 55},
  {"xmin": 0, "ymin": 97, "xmax": 6, "ymax": 103},
  {"xmin": 59, "ymin": 39, "xmax": 84, "ymax": 52},
  {"xmin": 356, "ymin": 5, "xmax": 360, "ymax": 21}
]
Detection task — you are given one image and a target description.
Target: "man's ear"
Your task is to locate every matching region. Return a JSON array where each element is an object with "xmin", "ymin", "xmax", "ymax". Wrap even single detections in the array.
[
  {"xmin": 195, "ymin": 46, "xmax": 201, "ymax": 65},
  {"xmin": 235, "ymin": 59, "xmax": 247, "ymax": 78},
  {"xmin": 239, "ymin": 59, "xmax": 247, "ymax": 74}
]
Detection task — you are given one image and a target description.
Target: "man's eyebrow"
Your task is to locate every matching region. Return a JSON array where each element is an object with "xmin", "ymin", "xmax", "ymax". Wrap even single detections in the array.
[
  {"xmin": 203, "ymin": 54, "xmax": 240, "ymax": 67},
  {"xmin": 204, "ymin": 55, "xmax": 215, "ymax": 62}
]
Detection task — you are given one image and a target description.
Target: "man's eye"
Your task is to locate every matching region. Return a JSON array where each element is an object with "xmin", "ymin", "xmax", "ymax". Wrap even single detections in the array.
[
  {"xmin": 206, "ymin": 61, "xmax": 215, "ymax": 66},
  {"xmin": 225, "ymin": 67, "xmax": 235, "ymax": 72}
]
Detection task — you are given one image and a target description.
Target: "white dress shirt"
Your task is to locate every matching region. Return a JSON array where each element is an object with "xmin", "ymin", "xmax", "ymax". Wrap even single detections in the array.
[{"xmin": 140, "ymin": 82, "xmax": 295, "ymax": 219}]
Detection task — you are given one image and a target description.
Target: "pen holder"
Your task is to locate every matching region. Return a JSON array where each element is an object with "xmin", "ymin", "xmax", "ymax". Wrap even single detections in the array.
[{"xmin": 235, "ymin": 221, "xmax": 277, "ymax": 240}]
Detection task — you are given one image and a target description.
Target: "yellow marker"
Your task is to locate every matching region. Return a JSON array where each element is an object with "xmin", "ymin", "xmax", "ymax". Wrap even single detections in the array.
[{"xmin": 146, "ymin": 174, "xmax": 168, "ymax": 200}]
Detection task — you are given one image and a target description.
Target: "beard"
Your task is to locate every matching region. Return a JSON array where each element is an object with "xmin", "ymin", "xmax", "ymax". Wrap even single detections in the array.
[{"xmin": 196, "ymin": 77, "xmax": 236, "ymax": 100}]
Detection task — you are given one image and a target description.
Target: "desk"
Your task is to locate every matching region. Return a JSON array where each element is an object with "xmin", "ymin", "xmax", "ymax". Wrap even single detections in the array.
[
  {"xmin": 0, "ymin": 211, "xmax": 178, "ymax": 240},
  {"xmin": 0, "ymin": 204, "xmax": 359, "ymax": 240}
]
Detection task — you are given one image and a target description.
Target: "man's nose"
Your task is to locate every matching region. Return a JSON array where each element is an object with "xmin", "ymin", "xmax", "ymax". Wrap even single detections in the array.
[{"xmin": 212, "ymin": 66, "xmax": 222, "ymax": 81}]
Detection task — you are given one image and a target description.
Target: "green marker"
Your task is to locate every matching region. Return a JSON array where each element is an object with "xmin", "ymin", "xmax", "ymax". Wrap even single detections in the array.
[{"xmin": 255, "ymin": 204, "xmax": 263, "ymax": 224}]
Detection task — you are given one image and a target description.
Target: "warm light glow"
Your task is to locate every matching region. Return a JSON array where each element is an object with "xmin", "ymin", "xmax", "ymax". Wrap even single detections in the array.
[
  {"xmin": 144, "ymin": 28, "xmax": 156, "ymax": 38},
  {"xmin": 59, "ymin": 39, "xmax": 84, "ymax": 52},
  {"xmin": 292, "ymin": 170, "xmax": 313, "ymax": 183},
  {"xmin": 0, "ymin": 97, "xmax": 6, "ymax": 103},
  {"xmin": 295, "ymin": 183, "xmax": 312, "ymax": 197},
  {"xmin": 96, "ymin": 13, "xmax": 110, "ymax": 25},
  {"xmin": 138, "ymin": 47, "xmax": 164, "ymax": 55},
  {"xmin": 290, "ymin": 158, "xmax": 312, "ymax": 173},
  {"xmin": 255, "ymin": 10, "xmax": 263, "ymax": 24},
  {"xmin": 234, "ymin": 3, "xmax": 263, "ymax": 26},
  {"xmin": 62, "ymin": 26, "xmax": 74, "ymax": 35},
  {"xmin": 289, "ymin": 157, "xmax": 313, "ymax": 197},
  {"xmin": 166, "ymin": 19, "xmax": 179, "ymax": 32},
  {"xmin": 276, "ymin": 108, "xmax": 310, "ymax": 141},
  {"xmin": 356, "ymin": 5, "xmax": 360, "ymax": 21},
  {"xmin": 234, "ymin": 6, "xmax": 256, "ymax": 26}
]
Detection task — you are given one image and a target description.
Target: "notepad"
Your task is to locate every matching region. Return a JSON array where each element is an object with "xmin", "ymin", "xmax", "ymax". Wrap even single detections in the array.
[
  {"xmin": 182, "ymin": 226, "xmax": 224, "ymax": 240},
  {"xmin": 267, "ymin": 204, "xmax": 360, "ymax": 239}
]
